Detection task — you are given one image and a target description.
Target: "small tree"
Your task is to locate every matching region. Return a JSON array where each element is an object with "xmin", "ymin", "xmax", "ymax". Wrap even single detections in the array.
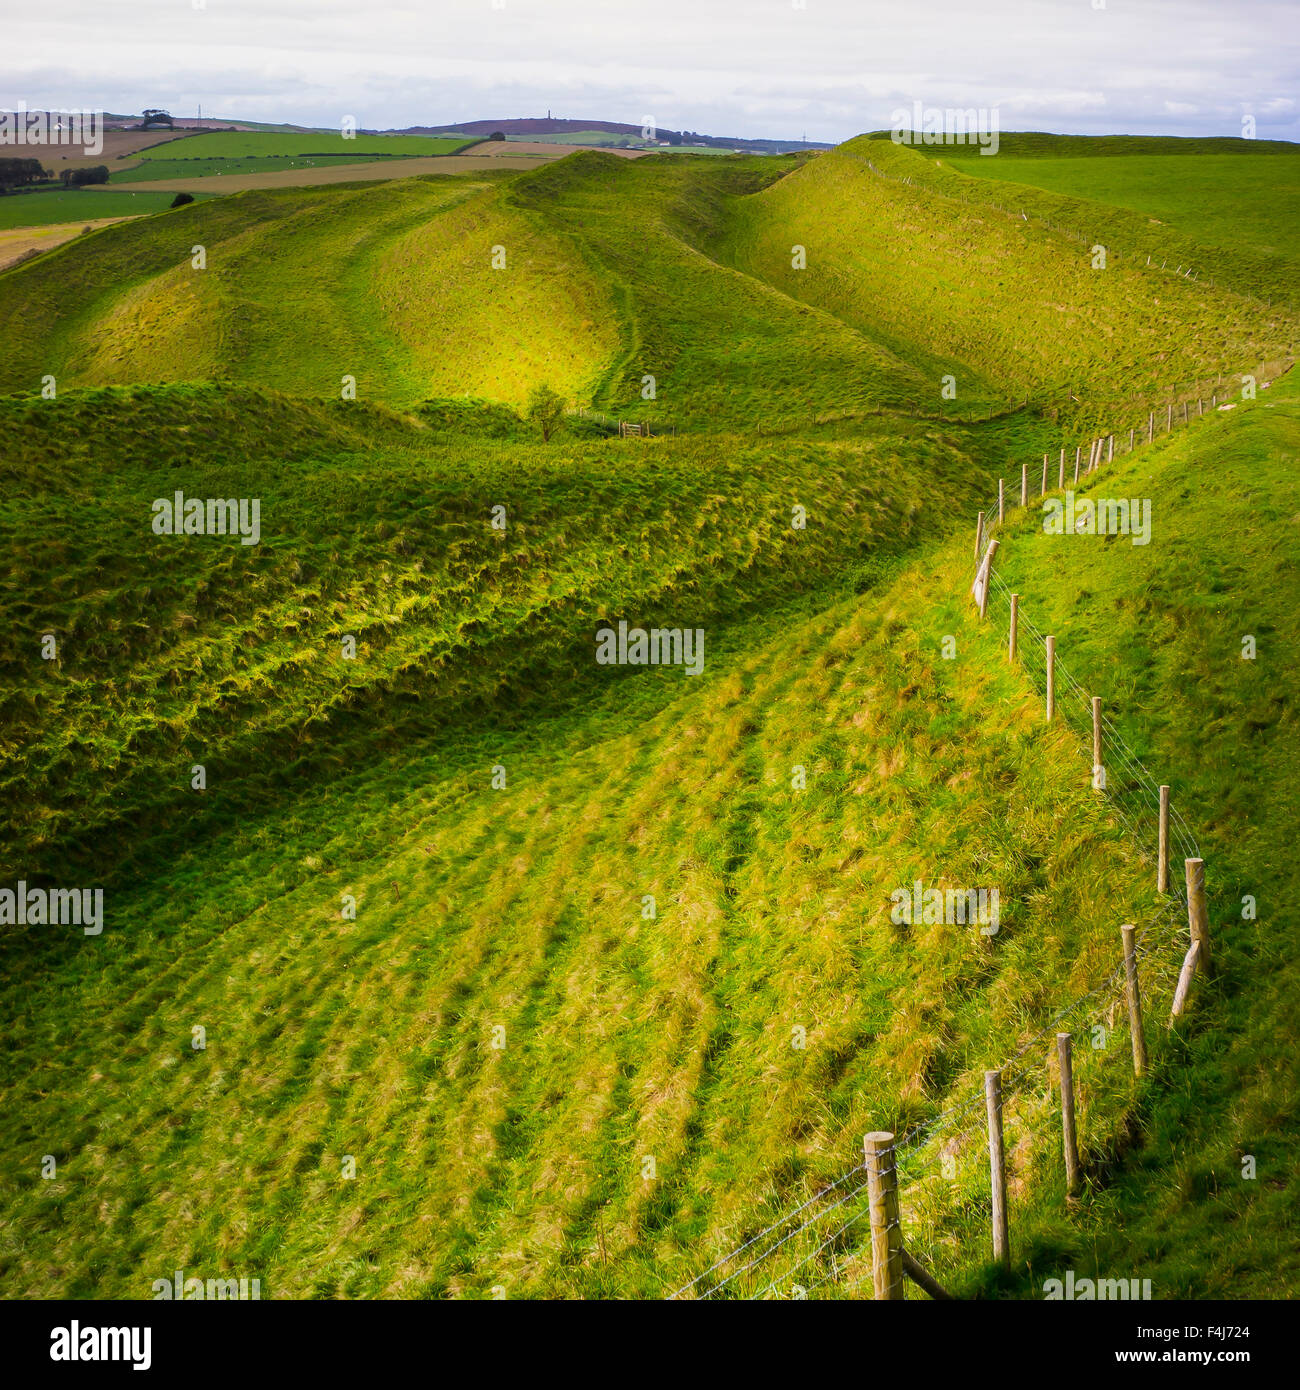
[
  {"xmin": 526, "ymin": 384, "xmax": 566, "ymax": 443},
  {"xmin": 170, "ymin": 192, "xmax": 195, "ymax": 208},
  {"xmin": 488, "ymin": 131, "xmax": 506, "ymax": 141}
]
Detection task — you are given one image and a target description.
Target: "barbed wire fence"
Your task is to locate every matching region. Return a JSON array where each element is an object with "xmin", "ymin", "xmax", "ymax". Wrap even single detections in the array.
[{"xmin": 665, "ymin": 385, "xmax": 1224, "ymax": 1303}]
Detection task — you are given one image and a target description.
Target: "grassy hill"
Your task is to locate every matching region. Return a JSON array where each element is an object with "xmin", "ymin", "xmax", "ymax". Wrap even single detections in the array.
[
  {"xmin": 0, "ymin": 154, "xmax": 929, "ymax": 424},
  {"xmin": 0, "ymin": 382, "xmax": 987, "ymax": 880},
  {"xmin": 5, "ymin": 138, "xmax": 1287, "ymax": 432},
  {"xmin": 953, "ymin": 148, "xmax": 1300, "ymax": 316},
  {"xmin": 710, "ymin": 137, "xmax": 1296, "ymax": 420},
  {"xmin": 0, "ymin": 388, "xmax": 1166, "ymax": 1298},
  {"xmin": 981, "ymin": 369, "xmax": 1300, "ymax": 1296},
  {"xmin": 0, "ymin": 130, "xmax": 1296, "ymax": 1300}
]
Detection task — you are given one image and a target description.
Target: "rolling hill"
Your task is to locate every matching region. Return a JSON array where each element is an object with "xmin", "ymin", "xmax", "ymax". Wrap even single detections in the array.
[
  {"xmin": 0, "ymin": 131, "xmax": 1296, "ymax": 1301},
  {"xmin": 1, "ymin": 141, "xmax": 1292, "ymax": 431}
]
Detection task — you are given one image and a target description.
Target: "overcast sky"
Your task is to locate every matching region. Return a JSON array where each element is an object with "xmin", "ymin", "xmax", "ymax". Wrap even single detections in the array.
[{"xmin": 4, "ymin": 0, "xmax": 1298, "ymax": 143}]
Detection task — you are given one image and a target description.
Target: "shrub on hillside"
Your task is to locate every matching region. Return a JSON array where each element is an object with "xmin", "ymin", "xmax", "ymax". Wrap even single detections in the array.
[{"xmin": 526, "ymin": 383, "xmax": 566, "ymax": 443}]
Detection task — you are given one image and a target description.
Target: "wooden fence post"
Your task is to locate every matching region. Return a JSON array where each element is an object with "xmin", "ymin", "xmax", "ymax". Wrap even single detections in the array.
[
  {"xmin": 1129, "ymin": 426, "xmax": 1135, "ymax": 451},
  {"xmin": 1057, "ymin": 1033, "xmax": 1082, "ymax": 1197},
  {"xmin": 1148, "ymin": 412, "xmax": 1154, "ymax": 443},
  {"xmin": 1167, "ymin": 403, "xmax": 1173, "ymax": 430},
  {"xmin": 985, "ymin": 1071, "xmax": 1010, "ymax": 1266},
  {"xmin": 1157, "ymin": 786, "xmax": 1170, "ymax": 893},
  {"xmin": 1091, "ymin": 696, "xmax": 1103, "ymax": 785},
  {"xmin": 1045, "ymin": 635, "xmax": 1056, "ymax": 721},
  {"xmin": 998, "ymin": 477, "xmax": 1005, "ymax": 525},
  {"xmin": 1170, "ymin": 940, "xmax": 1203, "ymax": 1021},
  {"xmin": 1058, "ymin": 449, "xmax": 1065, "ymax": 489},
  {"xmin": 900, "ymin": 1249, "xmax": 953, "ymax": 1300},
  {"xmin": 1186, "ymin": 858, "xmax": 1210, "ymax": 970},
  {"xmin": 1121, "ymin": 924, "xmax": 1148, "ymax": 1077},
  {"xmin": 1008, "ymin": 594, "xmax": 1019, "ymax": 662},
  {"xmin": 1021, "ymin": 461, "xmax": 1028, "ymax": 507},
  {"xmin": 863, "ymin": 1132, "xmax": 904, "ymax": 1300},
  {"xmin": 1074, "ymin": 446, "xmax": 1081, "ymax": 483},
  {"xmin": 1108, "ymin": 434, "xmax": 1114, "ymax": 464},
  {"xmin": 1041, "ymin": 453, "xmax": 1049, "ymax": 495},
  {"xmin": 975, "ymin": 511, "xmax": 984, "ymax": 562},
  {"xmin": 977, "ymin": 540, "xmax": 999, "ymax": 620}
]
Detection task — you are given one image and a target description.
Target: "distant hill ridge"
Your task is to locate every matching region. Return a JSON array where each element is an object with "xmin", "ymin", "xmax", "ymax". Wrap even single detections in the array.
[{"xmin": 396, "ymin": 116, "xmax": 831, "ymax": 152}]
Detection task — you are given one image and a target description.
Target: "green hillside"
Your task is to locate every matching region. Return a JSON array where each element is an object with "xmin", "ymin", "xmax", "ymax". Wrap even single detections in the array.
[
  {"xmin": 951, "ymin": 143, "xmax": 1300, "ymax": 314},
  {"xmin": 0, "ymin": 382, "xmax": 986, "ymax": 878},
  {"xmin": 711, "ymin": 137, "xmax": 1296, "ymax": 418},
  {"xmin": 0, "ymin": 131, "xmax": 1296, "ymax": 1302},
  {"xmin": 0, "ymin": 154, "xmax": 931, "ymax": 424},
  {"xmin": 984, "ymin": 370, "xmax": 1300, "ymax": 1295},
  {"xmin": 5, "ymin": 140, "xmax": 1288, "ymax": 431},
  {"xmin": 0, "ymin": 385, "xmax": 1167, "ymax": 1298}
]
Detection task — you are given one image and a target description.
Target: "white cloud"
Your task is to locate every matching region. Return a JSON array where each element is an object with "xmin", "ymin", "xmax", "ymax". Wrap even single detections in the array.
[{"xmin": 2, "ymin": 0, "xmax": 1298, "ymax": 142}]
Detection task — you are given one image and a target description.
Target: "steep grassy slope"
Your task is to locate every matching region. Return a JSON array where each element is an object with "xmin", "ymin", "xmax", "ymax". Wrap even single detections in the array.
[
  {"xmin": 0, "ymin": 177, "xmax": 615, "ymax": 406},
  {"xmin": 985, "ymin": 370, "xmax": 1300, "ymax": 1296},
  {"xmin": 953, "ymin": 147, "xmax": 1300, "ymax": 313},
  {"xmin": 4, "ymin": 142, "xmax": 1289, "ymax": 428},
  {"xmin": 0, "ymin": 133, "xmax": 1295, "ymax": 1303},
  {"xmin": 0, "ymin": 383, "xmax": 990, "ymax": 880},
  {"xmin": 502, "ymin": 152, "xmax": 931, "ymax": 426},
  {"xmin": 710, "ymin": 138, "xmax": 1296, "ymax": 419},
  {"xmin": 0, "ymin": 481, "xmax": 1163, "ymax": 1298},
  {"xmin": 0, "ymin": 155, "xmax": 933, "ymax": 424}
]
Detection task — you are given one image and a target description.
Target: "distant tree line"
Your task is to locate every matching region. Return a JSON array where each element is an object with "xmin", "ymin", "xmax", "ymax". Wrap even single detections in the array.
[
  {"xmin": 0, "ymin": 157, "xmax": 51, "ymax": 192},
  {"xmin": 58, "ymin": 166, "xmax": 110, "ymax": 188}
]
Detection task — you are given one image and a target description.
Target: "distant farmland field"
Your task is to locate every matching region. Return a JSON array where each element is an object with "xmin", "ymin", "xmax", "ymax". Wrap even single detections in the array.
[
  {"xmin": 0, "ymin": 188, "xmax": 213, "ymax": 229},
  {"xmin": 0, "ymin": 217, "xmax": 138, "ymax": 271},
  {"xmin": 41, "ymin": 128, "xmax": 199, "ymax": 170},
  {"xmin": 112, "ymin": 153, "xmax": 398, "ymax": 183},
  {"xmin": 133, "ymin": 130, "xmax": 478, "ymax": 160},
  {"xmin": 88, "ymin": 154, "xmax": 558, "ymax": 194}
]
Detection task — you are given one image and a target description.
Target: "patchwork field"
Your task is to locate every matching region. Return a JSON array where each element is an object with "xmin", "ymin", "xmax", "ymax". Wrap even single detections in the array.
[
  {"xmin": 90, "ymin": 154, "xmax": 554, "ymax": 194},
  {"xmin": 42, "ymin": 127, "xmax": 200, "ymax": 170}
]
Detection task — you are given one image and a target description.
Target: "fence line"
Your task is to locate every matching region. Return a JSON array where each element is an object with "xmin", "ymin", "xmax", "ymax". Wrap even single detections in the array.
[
  {"xmin": 666, "ymin": 375, "xmax": 1228, "ymax": 1303},
  {"xmin": 573, "ymin": 405, "xmax": 677, "ymax": 437}
]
